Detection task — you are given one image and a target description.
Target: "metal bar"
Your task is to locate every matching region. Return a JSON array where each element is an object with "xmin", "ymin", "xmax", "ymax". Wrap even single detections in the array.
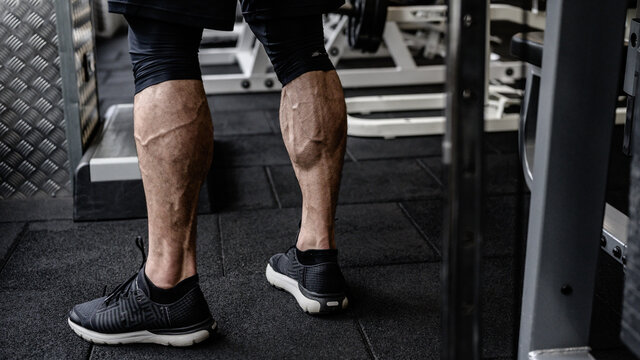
[
  {"xmin": 441, "ymin": 0, "xmax": 487, "ymax": 358},
  {"xmin": 601, "ymin": 203, "xmax": 629, "ymax": 266},
  {"xmin": 383, "ymin": 22, "xmax": 418, "ymax": 69},
  {"xmin": 54, "ymin": 0, "xmax": 84, "ymax": 190},
  {"xmin": 202, "ymin": 60, "xmax": 522, "ymax": 94},
  {"xmin": 528, "ymin": 347, "xmax": 595, "ymax": 360},
  {"xmin": 385, "ymin": 4, "xmax": 545, "ymax": 29},
  {"xmin": 517, "ymin": 1, "xmax": 627, "ymax": 358}
]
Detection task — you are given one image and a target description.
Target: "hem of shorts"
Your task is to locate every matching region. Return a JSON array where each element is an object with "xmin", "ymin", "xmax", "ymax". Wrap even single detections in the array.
[
  {"xmin": 134, "ymin": 74, "xmax": 203, "ymax": 94},
  {"xmin": 279, "ymin": 61, "xmax": 335, "ymax": 87},
  {"xmin": 242, "ymin": 3, "xmax": 343, "ymax": 20},
  {"xmin": 109, "ymin": 2, "xmax": 235, "ymax": 30}
]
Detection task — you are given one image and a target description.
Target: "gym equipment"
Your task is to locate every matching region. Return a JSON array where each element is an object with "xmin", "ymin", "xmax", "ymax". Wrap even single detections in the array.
[
  {"xmin": 513, "ymin": 32, "xmax": 628, "ymax": 265},
  {"xmin": 74, "ymin": 104, "xmax": 146, "ymax": 220},
  {"xmin": 345, "ymin": 84, "xmax": 522, "ymax": 138},
  {"xmin": 345, "ymin": 0, "xmax": 389, "ymax": 52},
  {"xmin": 514, "ymin": 1, "xmax": 628, "ymax": 358},
  {"xmin": 198, "ymin": 3, "xmax": 542, "ymax": 94},
  {"xmin": 71, "ymin": 1, "xmax": 541, "ymax": 218},
  {"xmin": 441, "ymin": 0, "xmax": 486, "ymax": 357},
  {"xmin": 341, "ymin": 2, "xmax": 548, "ymax": 139},
  {"xmin": 0, "ymin": 0, "xmax": 100, "ymax": 200}
]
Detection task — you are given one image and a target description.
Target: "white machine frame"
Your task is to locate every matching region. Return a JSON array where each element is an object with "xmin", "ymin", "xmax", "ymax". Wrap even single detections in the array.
[
  {"xmin": 198, "ymin": 4, "xmax": 545, "ymax": 94},
  {"xmin": 346, "ymin": 84, "xmax": 522, "ymax": 138}
]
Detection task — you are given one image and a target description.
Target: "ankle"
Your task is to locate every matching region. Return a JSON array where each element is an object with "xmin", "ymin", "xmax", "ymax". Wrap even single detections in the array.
[
  {"xmin": 296, "ymin": 231, "xmax": 335, "ymax": 251},
  {"xmin": 145, "ymin": 259, "xmax": 196, "ymax": 289}
]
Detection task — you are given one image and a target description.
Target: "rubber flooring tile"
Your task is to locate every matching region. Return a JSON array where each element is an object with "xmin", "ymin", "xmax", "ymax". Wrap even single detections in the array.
[
  {"xmin": 420, "ymin": 154, "xmax": 523, "ymax": 195},
  {"xmin": 0, "ymin": 221, "xmax": 25, "ymax": 267},
  {"xmin": 207, "ymin": 93, "xmax": 281, "ymax": 112},
  {"xmin": 207, "ymin": 166, "xmax": 277, "ymax": 211},
  {"xmin": 401, "ymin": 195, "xmax": 530, "ymax": 258},
  {"xmin": 346, "ymin": 136, "xmax": 443, "ymax": 161},
  {"xmin": 0, "ymin": 216, "xmax": 221, "ymax": 291},
  {"xmin": 90, "ymin": 272, "xmax": 371, "ymax": 360},
  {"xmin": 268, "ymin": 159, "xmax": 442, "ymax": 208},
  {"xmin": 212, "ymin": 135, "xmax": 291, "ymax": 168},
  {"xmin": 211, "ymin": 110, "xmax": 275, "ymax": 136},
  {"xmin": 218, "ymin": 203, "xmax": 437, "ymax": 276},
  {"xmin": 343, "ymin": 258, "xmax": 516, "ymax": 360}
]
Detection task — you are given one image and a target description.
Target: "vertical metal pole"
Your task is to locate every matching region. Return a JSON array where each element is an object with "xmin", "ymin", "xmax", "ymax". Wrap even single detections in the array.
[
  {"xmin": 517, "ymin": 1, "xmax": 627, "ymax": 358},
  {"xmin": 54, "ymin": 0, "xmax": 84, "ymax": 190},
  {"xmin": 442, "ymin": 0, "xmax": 487, "ymax": 358}
]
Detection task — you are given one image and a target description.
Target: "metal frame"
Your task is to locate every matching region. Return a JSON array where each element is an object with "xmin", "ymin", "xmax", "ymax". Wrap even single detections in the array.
[
  {"xmin": 55, "ymin": 0, "xmax": 85, "ymax": 189},
  {"xmin": 88, "ymin": 104, "xmax": 140, "ymax": 182},
  {"xmin": 602, "ymin": 204, "xmax": 629, "ymax": 266},
  {"xmin": 199, "ymin": 4, "xmax": 538, "ymax": 94},
  {"xmin": 517, "ymin": 1, "xmax": 627, "ymax": 358},
  {"xmin": 442, "ymin": 0, "xmax": 487, "ymax": 358},
  {"xmin": 346, "ymin": 84, "xmax": 521, "ymax": 138},
  {"xmin": 519, "ymin": 65, "xmax": 628, "ymax": 266}
]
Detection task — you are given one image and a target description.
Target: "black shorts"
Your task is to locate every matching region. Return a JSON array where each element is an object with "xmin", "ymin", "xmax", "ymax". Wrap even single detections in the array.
[
  {"xmin": 124, "ymin": 10, "xmax": 335, "ymax": 92},
  {"xmin": 109, "ymin": 0, "xmax": 344, "ymax": 31}
]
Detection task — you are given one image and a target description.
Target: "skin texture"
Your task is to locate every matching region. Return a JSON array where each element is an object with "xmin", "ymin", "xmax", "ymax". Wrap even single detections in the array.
[
  {"xmin": 134, "ymin": 80, "xmax": 213, "ymax": 288},
  {"xmin": 280, "ymin": 70, "xmax": 347, "ymax": 250},
  {"xmin": 137, "ymin": 71, "xmax": 346, "ymax": 287}
]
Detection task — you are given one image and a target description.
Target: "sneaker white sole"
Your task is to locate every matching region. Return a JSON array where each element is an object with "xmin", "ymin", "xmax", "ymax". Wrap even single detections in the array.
[
  {"xmin": 265, "ymin": 263, "xmax": 348, "ymax": 314},
  {"xmin": 67, "ymin": 318, "xmax": 216, "ymax": 347}
]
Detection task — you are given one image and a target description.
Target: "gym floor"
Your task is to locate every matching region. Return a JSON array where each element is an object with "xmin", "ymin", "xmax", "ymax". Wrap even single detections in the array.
[{"xmin": 0, "ymin": 30, "xmax": 636, "ymax": 359}]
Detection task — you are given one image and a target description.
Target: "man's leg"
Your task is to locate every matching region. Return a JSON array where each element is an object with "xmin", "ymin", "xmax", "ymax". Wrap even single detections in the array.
[
  {"xmin": 247, "ymin": 14, "xmax": 350, "ymax": 314},
  {"xmin": 67, "ymin": 17, "xmax": 217, "ymax": 346},
  {"xmin": 135, "ymin": 79, "xmax": 213, "ymax": 288},
  {"xmin": 280, "ymin": 70, "xmax": 347, "ymax": 251}
]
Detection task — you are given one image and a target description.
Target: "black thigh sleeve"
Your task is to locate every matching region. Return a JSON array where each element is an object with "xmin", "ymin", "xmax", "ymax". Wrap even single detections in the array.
[
  {"xmin": 126, "ymin": 15, "xmax": 204, "ymax": 94},
  {"xmin": 245, "ymin": 15, "xmax": 335, "ymax": 86}
]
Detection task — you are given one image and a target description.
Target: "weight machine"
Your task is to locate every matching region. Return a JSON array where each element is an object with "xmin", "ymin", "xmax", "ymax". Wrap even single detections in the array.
[
  {"xmin": 444, "ymin": 0, "xmax": 640, "ymax": 359},
  {"xmin": 198, "ymin": 3, "xmax": 543, "ymax": 94},
  {"xmin": 198, "ymin": 2, "xmax": 546, "ymax": 138}
]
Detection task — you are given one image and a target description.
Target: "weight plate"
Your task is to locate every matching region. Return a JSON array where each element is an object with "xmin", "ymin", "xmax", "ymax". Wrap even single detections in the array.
[{"xmin": 347, "ymin": 0, "xmax": 386, "ymax": 53}]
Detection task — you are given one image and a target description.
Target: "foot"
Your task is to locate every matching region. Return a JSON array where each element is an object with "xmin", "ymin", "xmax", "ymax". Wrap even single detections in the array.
[
  {"xmin": 266, "ymin": 246, "xmax": 348, "ymax": 315},
  {"xmin": 68, "ymin": 239, "xmax": 216, "ymax": 347}
]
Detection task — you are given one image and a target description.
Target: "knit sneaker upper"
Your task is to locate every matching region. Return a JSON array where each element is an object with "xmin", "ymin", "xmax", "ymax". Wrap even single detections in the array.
[{"xmin": 269, "ymin": 247, "xmax": 346, "ymax": 295}]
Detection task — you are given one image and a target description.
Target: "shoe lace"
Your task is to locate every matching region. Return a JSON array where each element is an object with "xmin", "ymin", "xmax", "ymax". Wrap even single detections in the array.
[{"xmin": 103, "ymin": 236, "xmax": 147, "ymax": 306}]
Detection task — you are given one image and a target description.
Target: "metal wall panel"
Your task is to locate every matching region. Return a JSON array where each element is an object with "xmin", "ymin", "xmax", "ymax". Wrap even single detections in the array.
[{"xmin": 0, "ymin": 0, "xmax": 99, "ymax": 200}]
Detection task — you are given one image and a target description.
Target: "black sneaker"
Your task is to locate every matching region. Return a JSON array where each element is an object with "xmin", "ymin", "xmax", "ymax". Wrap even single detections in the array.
[
  {"xmin": 67, "ymin": 237, "xmax": 217, "ymax": 346},
  {"xmin": 266, "ymin": 246, "xmax": 348, "ymax": 314}
]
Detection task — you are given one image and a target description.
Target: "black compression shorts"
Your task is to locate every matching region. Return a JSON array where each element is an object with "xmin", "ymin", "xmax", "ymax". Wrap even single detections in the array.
[{"xmin": 125, "ymin": 13, "xmax": 335, "ymax": 93}]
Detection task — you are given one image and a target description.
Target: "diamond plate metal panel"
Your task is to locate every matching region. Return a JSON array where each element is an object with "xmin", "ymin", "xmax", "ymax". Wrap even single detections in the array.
[{"xmin": 0, "ymin": 0, "xmax": 99, "ymax": 200}]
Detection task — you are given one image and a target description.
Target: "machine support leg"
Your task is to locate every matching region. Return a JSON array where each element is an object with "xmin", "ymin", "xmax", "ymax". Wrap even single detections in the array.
[
  {"xmin": 442, "ymin": 0, "xmax": 487, "ymax": 359},
  {"xmin": 517, "ymin": 1, "xmax": 627, "ymax": 358}
]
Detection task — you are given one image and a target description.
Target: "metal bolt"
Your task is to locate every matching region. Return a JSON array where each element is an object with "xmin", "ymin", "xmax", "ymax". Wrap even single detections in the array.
[
  {"xmin": 560, "ymin": 284, "xmax": 573, "ymax": 296},
  {"xmin": 462, "ymin": 89, "xmax": 472, "ymax": 99},
  {"xmin": 600, "ymin": 234, "xmax": 607, "ymax": 247},
  {"xmin": 623, "ymin": 255, "xmax": 627, "ymax": 265},
  {"xmin": 329, "ymin": 47, "xmax": 340, "ymax": 57},
  {"xmin": 613, "ymin": 246, "xmax": 622, "ymax": 258},
  {"xmin": 506, "ymin": 67, "xmax": 514, "ymax": 76},
  {"xmin": 463, "ymin": 14, "xmax": 472, "ymax": 27},
  {"xmin": 264, "ymin": 79, "xmax": 274, "ymax": 88},
  {"xmin": 632, "ymin": 32, "xmax": 638, "ymax": 48},
  {"xmin": 241, "ymin": 80, "xmax": 251, "ymax": 89}
]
